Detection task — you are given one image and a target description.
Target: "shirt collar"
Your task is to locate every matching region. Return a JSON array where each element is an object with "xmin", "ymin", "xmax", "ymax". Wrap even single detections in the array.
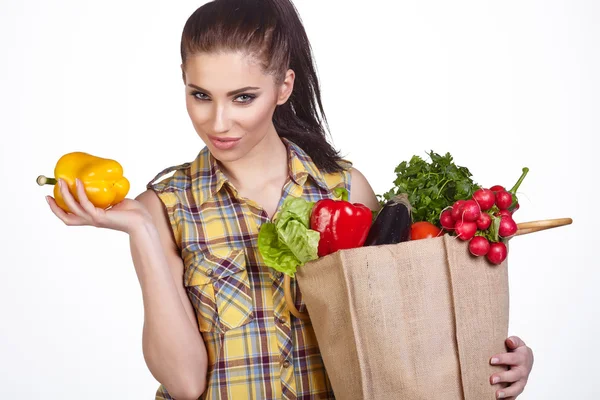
[
  {"xmin": 191, "ymin": 137, "xmax": 330, "ymax": 204},
  {"xmin": 283, "ymin": 137, "xmax": 330, "ymax": 191}
]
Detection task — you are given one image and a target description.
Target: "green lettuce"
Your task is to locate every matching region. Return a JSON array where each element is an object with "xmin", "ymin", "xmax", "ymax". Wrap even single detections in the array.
[{"xmin": 258, "ymin": 197, "xmax": 320, "ymax": 277}]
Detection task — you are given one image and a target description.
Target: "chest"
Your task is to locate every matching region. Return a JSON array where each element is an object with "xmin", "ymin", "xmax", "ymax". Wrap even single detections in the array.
[
  {"xmin": 183, "ymin": 181, "xmax": 331, "ymax": 255},
  {"xmin": 238, "ymin": 183, "xmax": 287, "ymax": 221}
]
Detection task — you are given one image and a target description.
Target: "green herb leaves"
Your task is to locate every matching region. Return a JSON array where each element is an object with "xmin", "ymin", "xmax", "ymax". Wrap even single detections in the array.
[{"xmin": 381, "ymin": 151, "xmax": 479, "ymax": 226}]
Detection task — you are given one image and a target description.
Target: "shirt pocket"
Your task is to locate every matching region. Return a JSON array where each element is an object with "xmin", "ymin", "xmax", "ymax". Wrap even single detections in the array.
[{"xmin": 183, "ymin": 248, "xmax": 254, "ymax": 333}]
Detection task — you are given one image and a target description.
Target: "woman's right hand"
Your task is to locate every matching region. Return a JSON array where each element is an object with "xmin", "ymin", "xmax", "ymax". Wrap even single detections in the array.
[{"xmin": 46, "ymin": 178, "xmax": 152, "ymax": 234}]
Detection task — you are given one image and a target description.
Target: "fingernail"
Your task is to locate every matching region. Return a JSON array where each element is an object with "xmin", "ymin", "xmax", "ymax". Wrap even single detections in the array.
[
  {"xmin": 492, "ymin": 376, "xmax": 499, "ymax": 384},
  {"xmin": 58, "ymin": 179, "xmax": 62, "ymax": 189},
  {"xmin": 45, "ymin": 196, "xmax": 50, "ymax": 205},
  {"xmin": 497, "ymin": 391, "xmax": 505, "ymax": 399},
  {"xmin": 491, "ymin": 357, "xmax": 499, "ymax": 364}
]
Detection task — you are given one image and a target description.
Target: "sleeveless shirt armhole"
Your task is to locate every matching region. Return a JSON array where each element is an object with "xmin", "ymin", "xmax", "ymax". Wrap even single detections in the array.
[
  {"xmin": 322, "ymin": 159, "xmax": 353, "ymax": 195},
  {"xmin": 145, "ymin": 183, "xmax": 183, "ymax": 251},
  {"xmin": 153, "ymin": 190, "xmax": 183, "ymax": 250},
  {"xmin": 144, "ymin": 163, "xmax": 192, "ymax": 251}
]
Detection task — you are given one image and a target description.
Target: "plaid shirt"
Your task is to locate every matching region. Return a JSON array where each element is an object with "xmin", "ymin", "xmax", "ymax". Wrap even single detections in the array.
[{"xmin": 147, "ymin": 138, "xmax": 352, "ymax": 400}]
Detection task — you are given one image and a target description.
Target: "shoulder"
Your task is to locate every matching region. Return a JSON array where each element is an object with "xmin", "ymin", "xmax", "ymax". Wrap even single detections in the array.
[
  {"xmin": 146, "ymin": 162, "xmax": 194, "ymax": 194},
  {"xmin": 349, "ymin": 167, "xmax": 380, "ymax": 211},
  {"xmin": 136, "ymin": 160, "xmax": 197, "ymax": 247},
  {"xmin": 133, "ymin": 189, "xmax": 181, "ymax": 250},
  {"xmin": 135, "ymin": 189, "xmax": 165, "ymax": 211},
  {"xmin": 318, "ymin": 160, "xmax": 379, "ymax": 211}
]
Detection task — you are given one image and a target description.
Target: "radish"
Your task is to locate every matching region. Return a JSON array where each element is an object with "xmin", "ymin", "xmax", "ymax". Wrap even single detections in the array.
[
  {"xmin": 454, "ymin": 220, "xmax": 477, "ymax": 241},
  {"xmin": 451, "ymin": 200, "xmax": 466, "ymax": 221},
  {"xmin": 490, "ymin": 185, "xmax": 505, "ymax": 192},
  {"xmin": 469, "ymin": 236, "xmax": 490, "ymax": 256},
  {"xmin": 440, "ymin": 210, "xmax": 455, "ymax": 230},
  {"xmin": 494, "ymin": 209, "xmax": 512, "ymax": 219},
  {"xmin": 495, "ymin": 190, "xmax": 513, "ymax": 210},
  {"xmin": 472, "ymin": 188, "xmax": 495, "ymax": 211},
  {"xmin": 499, "ymin": 216, "xmax": 518, "ymax": 238},
  {"xmin": 486, "ymin": 242, "xmax": 508, "ymax": 265},
  {"xmin": 461, "ymin": 199, "xmax": 481, "ymax": 222},
  {"xmin": 476, "ymin": 212, "xmax": 492, "ymax": 230}
]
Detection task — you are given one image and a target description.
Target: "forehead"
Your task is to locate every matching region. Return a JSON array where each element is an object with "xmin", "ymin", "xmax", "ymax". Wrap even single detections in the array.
[{"xmin": 184, "ymin": 51, "xmax": 273, "ymax": 91}]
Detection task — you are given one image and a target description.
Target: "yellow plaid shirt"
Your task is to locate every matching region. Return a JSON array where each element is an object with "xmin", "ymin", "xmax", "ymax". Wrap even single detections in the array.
[{"xmin": 147, "ymin": 138, "xmax": 351, "ymax": 399}]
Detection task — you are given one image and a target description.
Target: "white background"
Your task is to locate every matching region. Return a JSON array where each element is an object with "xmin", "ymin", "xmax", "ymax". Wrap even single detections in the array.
[{"xmin": 1, "ymin": 0, "xmax": 597, "ymax": 398}]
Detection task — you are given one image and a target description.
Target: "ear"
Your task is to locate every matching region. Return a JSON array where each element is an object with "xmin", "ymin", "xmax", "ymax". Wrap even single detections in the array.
[
  {"xmin": 181, "ymin": 63, "xmax": 186, "ymax": 85},
  {"xmin": 276, "ymin": 69, "xmax": 295, "ymax": 105}
]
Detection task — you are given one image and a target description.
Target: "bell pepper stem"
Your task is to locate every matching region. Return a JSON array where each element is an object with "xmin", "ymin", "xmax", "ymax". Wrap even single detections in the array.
[
  {"xmin": 37, "ymin": 175, "xmax": 57, "ymax": 186},
  {"xmin": 333, "ymin": 187, "xmax": 349, "ymax": 202}
]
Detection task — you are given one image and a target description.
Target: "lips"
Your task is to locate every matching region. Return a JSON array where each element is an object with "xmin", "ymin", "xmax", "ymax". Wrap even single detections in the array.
[{"xmin": 208, "ymin": 135, "xmax": 242, "ymax": 151}]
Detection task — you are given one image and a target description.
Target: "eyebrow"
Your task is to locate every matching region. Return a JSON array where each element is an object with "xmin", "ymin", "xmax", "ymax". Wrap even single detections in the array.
[{"xmin": 187, "ymin": 84, "xmax": 260, "ymax": 97}]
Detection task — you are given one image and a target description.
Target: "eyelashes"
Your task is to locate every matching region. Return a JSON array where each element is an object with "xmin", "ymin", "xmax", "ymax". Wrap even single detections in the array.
[{"xmin": 190, "ymin": 91, "xmax": 257, "ymax": 104}]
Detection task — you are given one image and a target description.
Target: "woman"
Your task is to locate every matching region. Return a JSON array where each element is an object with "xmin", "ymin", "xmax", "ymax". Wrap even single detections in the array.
[{"xmin": 46, "ymin": 0, "xmax": 534, "ymax": 399}]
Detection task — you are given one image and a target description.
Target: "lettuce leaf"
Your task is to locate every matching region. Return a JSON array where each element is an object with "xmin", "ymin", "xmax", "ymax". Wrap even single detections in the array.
[{"xmin": 258, "ymin": 197, "xmax": 319, "ymax": 277}]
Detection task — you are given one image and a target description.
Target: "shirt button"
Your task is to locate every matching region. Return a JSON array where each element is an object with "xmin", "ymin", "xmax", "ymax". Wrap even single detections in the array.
[
  {"xmin": 206, "ymin": 269, "xmax": 214, "ymax": 277},
  {"xmin": 282, "ymin": 360, "xmax": 291, "ymax": 368},
  {"xmin": 278, "ymin": 316, "xmax": 287, "ymax": 324},
  {"xmin": 276, "ymin": 272, "xmax": 283, "ymax": 278}
]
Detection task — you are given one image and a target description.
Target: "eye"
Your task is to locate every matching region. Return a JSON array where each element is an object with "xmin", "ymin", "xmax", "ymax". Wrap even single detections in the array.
[
  {"xmin": 234, "ymin": 94, "xmax": 256, "ymax": 104},
  {"xmin": 191, "ymin": 91, "xmax": 210, "ymax": 101}
]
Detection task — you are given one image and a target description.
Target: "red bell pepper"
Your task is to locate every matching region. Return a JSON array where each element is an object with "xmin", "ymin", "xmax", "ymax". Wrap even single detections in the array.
[{"xmin": 310, "ymin": 187, "xmax": 373, "ymax": 257}]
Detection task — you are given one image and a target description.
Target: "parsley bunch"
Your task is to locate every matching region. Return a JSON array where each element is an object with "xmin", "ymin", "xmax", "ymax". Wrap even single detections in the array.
[{"xmin": 380, "ymin": 151, "xmax": 479, "ymax": 226}]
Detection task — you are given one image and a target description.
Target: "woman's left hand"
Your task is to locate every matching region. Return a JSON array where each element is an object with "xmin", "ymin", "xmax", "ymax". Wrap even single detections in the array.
[{"xmin": 489, "ymin": 336, "xmax": 534, "ymax": 399}]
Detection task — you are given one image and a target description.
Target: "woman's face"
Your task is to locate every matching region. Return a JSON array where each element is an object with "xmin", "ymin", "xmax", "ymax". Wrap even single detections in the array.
[{"xmin": 182, "ymin": 51, "xmax": 293, "ymax": 162}]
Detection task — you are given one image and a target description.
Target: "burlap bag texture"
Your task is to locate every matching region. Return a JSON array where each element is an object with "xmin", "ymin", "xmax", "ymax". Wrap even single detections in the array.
[{"xmin": 295, "ymin": 234, "xmax": 510, "ymax": 400}]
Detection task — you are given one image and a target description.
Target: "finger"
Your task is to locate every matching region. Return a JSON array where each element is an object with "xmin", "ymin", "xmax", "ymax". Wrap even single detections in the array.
[
  {"xmin": 75, "ymin": 178, "xmax": 99, "ymax": 215},
  {"xmin": 58, "ymin": 178, "xmax": 88, "ymax": 219},
  {"xmin": 491, "ymin": 351, "xmax": 525, "ymax": 366},
  {"xmin": 506, "ymin": 336, "xmax": 526, "ymax": 349},
  {"xmin": 491, "ymin": 367, "xmax": 526, "ymax": 385},
  {"xmin": 496, "ymin": 379, "xmax": 526, "ymax": 399},
  {"xmin": 47, "ymin": 196, "xmax": 88, "ymax": 226}
]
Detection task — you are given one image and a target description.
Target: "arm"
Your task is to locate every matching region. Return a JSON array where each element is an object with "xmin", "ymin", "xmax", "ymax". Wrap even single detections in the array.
[
  {"xmin": 133, "ymin": 190, "xmax": 207, "ymax": 400},
  {"xmin": 46, "ymin": 178, "xmax": 207, "ymax": 400},
  {"xmin": 349, "ymin": 168, "xmax": 380, "ymax": 211}
]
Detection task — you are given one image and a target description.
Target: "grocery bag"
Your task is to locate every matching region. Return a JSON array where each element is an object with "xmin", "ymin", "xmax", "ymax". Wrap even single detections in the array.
[{"xmin": 291, "ymin": 234, "xmax": 510, "ymax": 399}]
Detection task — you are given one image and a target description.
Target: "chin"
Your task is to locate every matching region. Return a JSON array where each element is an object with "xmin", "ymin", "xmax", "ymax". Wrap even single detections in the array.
[{"xmin": 210, "ymin": 149, "xmax": 245, "ymax": 163}]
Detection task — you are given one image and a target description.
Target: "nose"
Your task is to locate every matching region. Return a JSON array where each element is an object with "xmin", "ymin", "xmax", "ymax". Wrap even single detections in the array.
[{"xmin": 211, "ymin": 104, "xmax": 232, "ymax": 134}]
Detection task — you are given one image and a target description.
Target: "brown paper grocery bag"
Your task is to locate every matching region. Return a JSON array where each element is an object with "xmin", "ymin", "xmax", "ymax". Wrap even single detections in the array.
[{"xmin": 294, "ymin": 235, "xmax": 510, "ymax": 400}]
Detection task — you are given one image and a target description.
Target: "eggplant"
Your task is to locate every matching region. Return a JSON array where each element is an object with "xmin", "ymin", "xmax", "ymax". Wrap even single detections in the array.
[{"xmin": 364, "ymin": 194, "xmax": 412, "ymax": 246}]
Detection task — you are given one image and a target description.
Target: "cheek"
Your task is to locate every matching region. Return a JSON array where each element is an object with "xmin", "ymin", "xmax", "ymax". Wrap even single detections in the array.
[
  {"xmin": 235, "ymin": 99, "xmax": 276, "ymax": 133},
  {"xmin": 186, "ymin": 99, "xmax": 209, "ymax": 126}
]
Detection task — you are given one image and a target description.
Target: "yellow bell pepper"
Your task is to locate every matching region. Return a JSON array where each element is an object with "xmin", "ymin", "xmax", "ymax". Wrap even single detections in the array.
[{"xmin": 37, "ymin": 152, "xmax": 130, "ymax": 212}]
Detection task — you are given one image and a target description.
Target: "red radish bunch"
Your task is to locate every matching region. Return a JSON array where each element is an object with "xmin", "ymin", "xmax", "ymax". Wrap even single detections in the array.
[{"xmin": 439, "ymin": 168, "xmax": 529, "ymax": 266}]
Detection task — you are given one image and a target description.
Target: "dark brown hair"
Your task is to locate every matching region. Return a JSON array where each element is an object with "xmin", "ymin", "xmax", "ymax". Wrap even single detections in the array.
[{"xmin": 180, "ymin": 0, "xmax": 344, "ymax": 173}]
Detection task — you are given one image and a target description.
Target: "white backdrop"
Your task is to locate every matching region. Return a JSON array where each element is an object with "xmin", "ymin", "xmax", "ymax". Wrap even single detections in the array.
[{"xmin": 1, "ymin": 0, "xmax": 597, "ymax": 398}]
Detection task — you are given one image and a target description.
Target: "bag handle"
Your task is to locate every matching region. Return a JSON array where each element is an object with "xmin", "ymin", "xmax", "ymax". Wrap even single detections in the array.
[
  {"xmin": 284, "ymin": 217, "xmax": 572, "ymax": 320},
  {"xmin": 515, "ymin": 217, "xmax": 572, "ymax": 236},
  {"xmin": 284, "ymin": 275, "xmax": 311, "ymax": 321}
]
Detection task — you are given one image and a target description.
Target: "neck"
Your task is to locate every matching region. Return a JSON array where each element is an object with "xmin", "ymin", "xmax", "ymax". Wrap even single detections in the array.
[{"xmin": 218, "ymin": 126, "xmax": 288, "ymax": 190}]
